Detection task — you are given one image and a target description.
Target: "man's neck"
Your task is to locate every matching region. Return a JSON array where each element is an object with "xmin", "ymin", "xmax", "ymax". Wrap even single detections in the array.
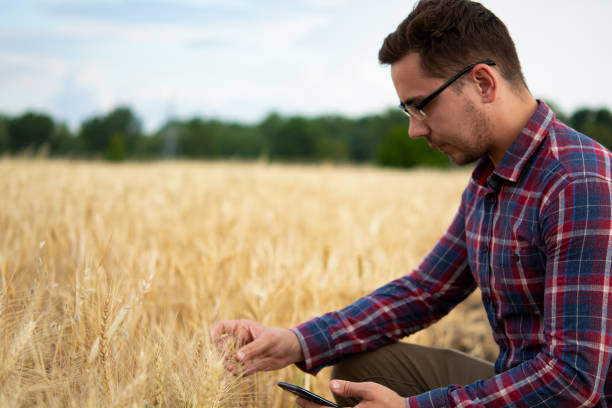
[{"xmin": 488, "ymin": 90, "xmax": 538, "ymax": 167}]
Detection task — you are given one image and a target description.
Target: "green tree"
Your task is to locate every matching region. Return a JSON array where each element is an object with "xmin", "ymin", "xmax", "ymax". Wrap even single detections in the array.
[
  {"xmin": 8, "ymin": 111, "xmax": 54, "ymax": 153},
  {"xmin": 49, "ymin": 123, "xmax": 78, "ymax": 155},
  {"xmin": 105, "ymin": 107, "xmax": 142, "ymax": 155},
  {"xmin": 596, "ymin": 108, "xmax": 612, "ymax": 128},
  {"xmin": 311, "ymin": 115, "xmax": 350, "ymax": 161},
  {"xmin": 348, "ymin": 109, "xmax": 406, "ymax": 162},
  {"xmin": 568, "ymin": 107, "xmax": 612, "ymax": 150},
  {"xmin": 286, "ymin": 117, "xmax": 318, "ymax": 159},
  {"xmin": 376, "ymin": 125, "xmax": 448, "ymax": 168},
  {"xmin": 315, "ymin": 136, "xmax": 348, "ymax": 161},
  {"xmin": 218, "ymin": 122, "xmax": 263, "ymax": 158},
  {"xmin": 258, "ymin": 112, "xmax": 285, "ymax": 159},
  {"xmin": 264, "ymin": 116, "xmax": 318, "ymax": 160},
  {"xmin": 543, "ymin": 100, "xmax": 569, "ymax": 123},
  {"xmin": 0, "ymin": 115, "xmax": 8, "ymax": 154},
  {"xmin": 79, "ymin": 107, "xmax": 142, "ymax": 158},
  {"xmin": 79, "ymin": 116, "xmax": 107, "ymax": 154},
  {"xmin": 583, "ymin": 121, "xmax": 612, "ymax": 150},
  {"xmin": 593, "ymin": 109, "xmax": 612, "ymax": 149},
  {"xmin": 178, "ymin": 118, "xmax": 221, "ymax": 158},
  {"xmin": 569, "ymin": 108, "xmax": 592, "ymax": 132},
  {"xmin": 138, "ymin": 126, "xmax": 168, "ymax": 159},
  {"xmin": 104, "ymin": 132, "xmax": 126, "ymax": 161}
]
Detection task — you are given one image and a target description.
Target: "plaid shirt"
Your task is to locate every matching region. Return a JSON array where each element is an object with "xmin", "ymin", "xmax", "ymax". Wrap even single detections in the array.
[{"xmin": 291, "ymin": 101, "xmax": 612, "ymax": 407}]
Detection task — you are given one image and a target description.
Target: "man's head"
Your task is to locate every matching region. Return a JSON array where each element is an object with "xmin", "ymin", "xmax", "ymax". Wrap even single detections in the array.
[
  {"xmin": 379, "ymin": 0, "xmax": 537, "ymax": 166},
  {"xmin": 379, "ymin": 0, "xmax": 526, "ymax": 89}
]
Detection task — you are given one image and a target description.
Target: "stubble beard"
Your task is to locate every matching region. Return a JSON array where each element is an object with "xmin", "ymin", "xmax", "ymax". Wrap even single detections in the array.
[{"xmin": 447, "ymin": 99, "xmax": 492, "ymax": 166}]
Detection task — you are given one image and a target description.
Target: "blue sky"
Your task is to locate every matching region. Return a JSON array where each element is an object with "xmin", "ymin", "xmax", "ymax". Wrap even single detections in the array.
[{"xmin": 2, "ymin": 0, "xmax": 611, "ymax": 131}]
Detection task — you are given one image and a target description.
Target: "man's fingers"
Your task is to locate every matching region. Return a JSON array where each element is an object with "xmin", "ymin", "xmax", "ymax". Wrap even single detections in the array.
[
  {"xmin": 331, "ymin": 380, "xmax": 356, "ymax": 397},
  {"xmin": 236, "ymin": 334, "xmax": 268, "ymax": 362},
  {"xmin": 330, "ymin": 380, "xmax": 368, "ymax": 399},
  {"xmin": 211, "ymin": 319, "xmax": 254, "ymax": 340},
  {"xmin": 238, "ymin": 353, "xmax": 279, "ymax": 376},
  {"xmin": 210, "ymin": 320, "xmax": 240, "ymax": 342},
  {"xmin": 210, "ymin": 321, "xmax": 227, "ymax": 341},
  {"xmin": 210, "ymin": 320, "xmax": 294, "ymax": 376},
  {"xmin": 211, "ymin": 320, "xmax": 256, "ymax": 353},
  {"xmin": 237, "ymin": 341, "xmax": 273, "ymax": 375}
]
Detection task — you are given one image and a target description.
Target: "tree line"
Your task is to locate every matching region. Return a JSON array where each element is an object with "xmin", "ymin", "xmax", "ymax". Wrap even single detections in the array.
[{"xmin": 1, "ymin": 103, "xmax": 611, "ymax": 168}]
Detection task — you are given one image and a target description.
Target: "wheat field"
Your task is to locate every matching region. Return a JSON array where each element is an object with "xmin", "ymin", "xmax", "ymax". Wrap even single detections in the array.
[{"xmin": 0, "ymin": 158, "xmax": 496, "ymax": 407}]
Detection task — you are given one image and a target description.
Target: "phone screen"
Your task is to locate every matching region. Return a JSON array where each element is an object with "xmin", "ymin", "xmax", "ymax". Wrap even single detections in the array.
[{"xmin": 277, "ymin": 381, "xmax": 339, "ymax": 407}]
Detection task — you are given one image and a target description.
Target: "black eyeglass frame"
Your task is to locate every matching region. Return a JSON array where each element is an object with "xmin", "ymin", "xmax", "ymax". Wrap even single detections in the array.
[{"xmin": 398, "ymin": 59, "xmax": 496, "ymax": 120}]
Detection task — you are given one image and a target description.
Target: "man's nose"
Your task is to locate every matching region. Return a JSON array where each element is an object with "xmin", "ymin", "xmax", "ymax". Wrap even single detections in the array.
[{"xmin": 408, "ymin": 118, "xmax": 430, "ymax": 139}]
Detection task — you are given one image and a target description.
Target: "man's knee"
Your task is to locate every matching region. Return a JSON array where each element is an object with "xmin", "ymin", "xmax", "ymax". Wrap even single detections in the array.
[
  {"xmin": 328, "ymin": 341, "xmax": 494, "ymax": 402},
  {"xmin": 331, "ymin": 352, "xmax": 366, "ymax": 382},
  {"xmin": 329, "ymin": 344, "xmax": 426, "ymax": 404}
]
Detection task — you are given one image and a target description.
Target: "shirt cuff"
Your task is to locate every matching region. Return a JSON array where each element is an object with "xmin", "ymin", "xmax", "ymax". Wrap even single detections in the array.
[
  {"xmin": 406, "ymin": 387, "xmax": 451, "ymax": 408},
  {"xmin": 290, "ymin": 326, "xmax": 321, "ymax": 375}
]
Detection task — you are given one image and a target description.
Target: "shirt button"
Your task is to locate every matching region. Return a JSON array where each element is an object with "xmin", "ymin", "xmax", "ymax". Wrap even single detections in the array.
[
  {"xmin": 483, "ymin": 294, "xmax": 491, "ymax": 303},
  {"xmin": 481, "ymin": 245, "xmax": 489, "ymax": 252}
]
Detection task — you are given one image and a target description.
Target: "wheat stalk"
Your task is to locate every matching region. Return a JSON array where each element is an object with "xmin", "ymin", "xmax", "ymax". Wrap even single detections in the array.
[
  {"xmin": 98, "ymin": 294, "xmax": 111, "ymax": 403},
  {"xmin": 0, "ymin": 159, "xmax": 494, "ymax": 407}
]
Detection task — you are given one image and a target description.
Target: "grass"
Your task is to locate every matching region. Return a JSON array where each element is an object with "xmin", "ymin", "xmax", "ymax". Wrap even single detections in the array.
[{"xmin": 0, "ymin": 158, "xmax": 496, "ymax": 407}]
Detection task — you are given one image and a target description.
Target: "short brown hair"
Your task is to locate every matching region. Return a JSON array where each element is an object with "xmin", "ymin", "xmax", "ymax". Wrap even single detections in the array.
[{"xmin": 379, "ymin": 0, "xmax": 526, "ymax": 88}]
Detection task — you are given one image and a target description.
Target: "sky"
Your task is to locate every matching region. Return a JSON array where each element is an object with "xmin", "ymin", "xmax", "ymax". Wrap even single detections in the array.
[{"xmin": 1, "ymin": 0, "xmax": 612, "ymax": 132}]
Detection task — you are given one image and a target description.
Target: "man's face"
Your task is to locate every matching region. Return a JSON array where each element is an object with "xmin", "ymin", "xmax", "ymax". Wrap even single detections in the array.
[{"xmin": 391, "ymin": 53, "xmax": 492, "ymax": 166}]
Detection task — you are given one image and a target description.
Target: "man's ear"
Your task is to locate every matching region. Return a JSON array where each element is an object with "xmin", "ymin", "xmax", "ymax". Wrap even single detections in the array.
[{"xmin": 471, "ymin": 63, "xmax": 497, "ymax": 103}]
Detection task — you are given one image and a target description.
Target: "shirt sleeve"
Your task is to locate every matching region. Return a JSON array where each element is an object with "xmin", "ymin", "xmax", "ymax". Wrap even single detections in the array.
[
  {"xmin": 291, "ymin": 196, "xmax": 476, "ymax": 374},
  {"xmin": 406, "ymin": 177, "xmax": 612, "ymax": 407}
]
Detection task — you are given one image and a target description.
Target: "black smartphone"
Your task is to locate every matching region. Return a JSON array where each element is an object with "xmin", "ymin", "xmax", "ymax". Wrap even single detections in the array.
[{"xmin": 277, "ymin": 381, "xmax": 339, "ymax": 407}]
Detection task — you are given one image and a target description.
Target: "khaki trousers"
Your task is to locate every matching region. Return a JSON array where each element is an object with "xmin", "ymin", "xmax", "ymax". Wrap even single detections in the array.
[{"xmin": 330, "ymin": 342, "xmax": 495, "ymax": 406}]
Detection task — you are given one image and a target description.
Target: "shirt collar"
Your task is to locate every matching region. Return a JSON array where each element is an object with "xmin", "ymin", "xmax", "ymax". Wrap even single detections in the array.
[{"xmin": 472, "ymin": 100, "xmax": 555, "ymax": 186}]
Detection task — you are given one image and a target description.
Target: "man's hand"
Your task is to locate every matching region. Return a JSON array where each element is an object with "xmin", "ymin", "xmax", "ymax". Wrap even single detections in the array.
[
  {"xmin": 210, "ymin": 319, "xmax": 304, "ymax": 375},
  {"xmin": 295, "ymin": 380, "xmax": 405, "ymax": 408}
]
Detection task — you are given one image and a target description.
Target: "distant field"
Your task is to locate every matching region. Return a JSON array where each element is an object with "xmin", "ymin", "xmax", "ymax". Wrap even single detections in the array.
[{"xmin": 0, "ymin": 159, "xmax": 495, "ymax": 407}]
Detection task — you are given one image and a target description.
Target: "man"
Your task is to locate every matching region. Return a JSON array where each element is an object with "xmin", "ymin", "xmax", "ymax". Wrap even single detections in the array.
[{"xmin": 212, "ymin": 0, "xmax": 612, "ymax": 406}]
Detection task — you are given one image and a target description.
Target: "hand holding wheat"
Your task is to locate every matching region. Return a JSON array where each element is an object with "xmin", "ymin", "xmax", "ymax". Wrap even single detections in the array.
[{"xmin": 210, "ymin": 319, "xmax": 304, "ymax": 375}]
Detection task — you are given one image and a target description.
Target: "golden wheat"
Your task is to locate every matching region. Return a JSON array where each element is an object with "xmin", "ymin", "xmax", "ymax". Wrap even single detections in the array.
[{"xmin": 0, "ymin": 158, "xmax": 495, "ymax": 407}]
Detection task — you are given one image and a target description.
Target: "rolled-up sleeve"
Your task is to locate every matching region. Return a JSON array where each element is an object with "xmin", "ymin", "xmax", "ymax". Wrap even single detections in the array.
[{"xmin": 292, "ymin": 200, "xmax": 476, "ymax": 374}]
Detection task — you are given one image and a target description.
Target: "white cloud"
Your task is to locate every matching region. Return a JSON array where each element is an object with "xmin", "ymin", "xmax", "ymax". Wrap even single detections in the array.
[
  {"xmin": 1, "ymin": 0, "xmax": 611, "ymax": 132},
  {"xmin": 0, "ymin": 48, "xmax": 115, "ymax": 124},
  {"xmin": 0, "ymin": 53, "xmax": 67, "ymax": 114}
]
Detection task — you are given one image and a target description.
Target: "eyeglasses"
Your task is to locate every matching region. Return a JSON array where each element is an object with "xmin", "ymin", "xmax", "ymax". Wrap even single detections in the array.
[{"xmin": 398, "ymin": 59, "xmax": 496, "ymax": 121}]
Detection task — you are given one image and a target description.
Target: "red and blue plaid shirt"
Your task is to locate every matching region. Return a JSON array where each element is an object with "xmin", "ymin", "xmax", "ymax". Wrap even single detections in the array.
[{"xmin": 292, "ymin": 101, "xmax": 612, "ymax": 407}]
